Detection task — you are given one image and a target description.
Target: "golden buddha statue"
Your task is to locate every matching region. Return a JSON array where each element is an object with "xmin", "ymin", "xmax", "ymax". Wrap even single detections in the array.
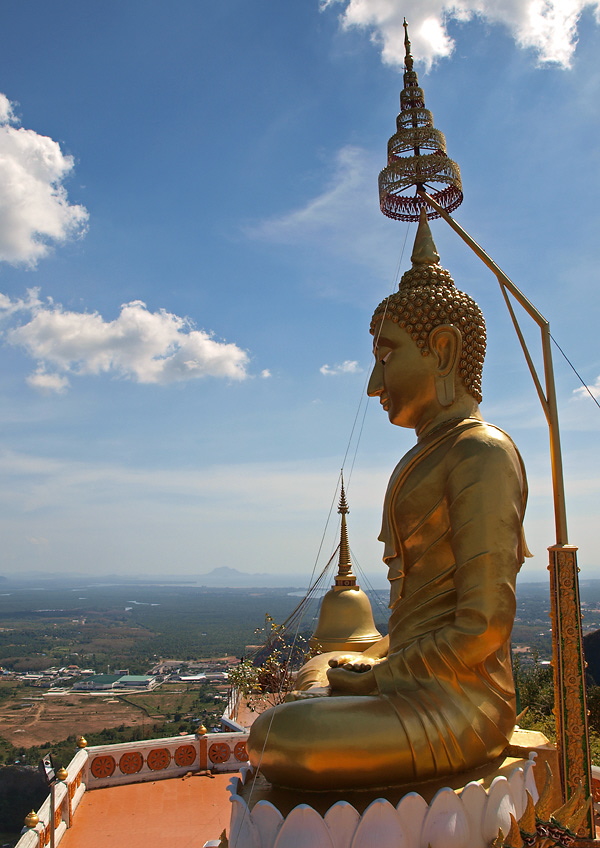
[{"xmin": 247, "ymin": 211, "xmax": 529, "ymax": 791}]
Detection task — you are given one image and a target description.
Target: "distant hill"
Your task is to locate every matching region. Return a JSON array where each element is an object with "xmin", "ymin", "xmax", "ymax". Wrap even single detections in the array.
[{"xmin": 196, "ymin": 566, "xmax": 309, "ymax": 589}]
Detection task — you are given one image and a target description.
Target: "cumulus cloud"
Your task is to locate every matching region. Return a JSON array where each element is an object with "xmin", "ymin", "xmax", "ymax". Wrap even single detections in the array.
[
  {"xmin": 0, "ymin": 93, "xmax": 16, "ymax": 124},
  {"xmin": 260, "ymin": 369, "xmax": 272, "ymax": 378},
  {"xmin": 574, "ymin": 379, "xmax": 600, "ymax": 400},
  {"xmin": 0, "ymin": 93, "xmax": 88, "ymax": 265},
  {"xmin": 320, "ymin": 359, "xmax": 363, "ymax": 375},
  {"xmin": 26, "ymin": 368, "xmax": 70, "ymax": 395},
  {"xmin": 1, "ymin": 291, "xmax": 250, "ymax": 391},
  {"xmin": 321, "ymin": 0, "xmax": 600, "ymax": 68}
]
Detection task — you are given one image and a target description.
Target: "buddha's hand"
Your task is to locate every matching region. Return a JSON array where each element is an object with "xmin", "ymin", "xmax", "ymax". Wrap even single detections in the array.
[
  {"xmin": 326, "ymin": 664, "xmax": 377, "ymax": 696},
  {"xmin": 284, "ymin": 686, "xmax": 330, "ymax": 702},
  {"xmin": 327, "ymin": 653, "xmax": 369, "ymax": 668},
  {"xmin": 327, "ymin": 655, "xmax": 372, "ymax": 671}
]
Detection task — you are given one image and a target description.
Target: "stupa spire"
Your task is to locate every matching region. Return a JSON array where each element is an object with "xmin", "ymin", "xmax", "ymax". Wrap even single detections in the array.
[
  {"xmin": 336, "ymin": 476, "xmax": 355, "ymax": 583},
  {"xmin": 378, "ymin": 19, "xmax": 463, "ymax": 222},
  {"xmin": 308, "ymin": 474, "xmax": 382, "ymax": 653}
]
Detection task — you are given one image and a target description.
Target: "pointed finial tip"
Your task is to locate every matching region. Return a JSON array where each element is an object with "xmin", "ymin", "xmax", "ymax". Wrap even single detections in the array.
[
  {"xmin": 410, "ymin": 207, "xmax": 440, "ymax": 266},
  {"xmin": 338, "ymin": 475, "xmax": 349, "ymax": 515},
  {"xmin": 403, "ymin": 18, "xmax": 413, "ymax": 70}
]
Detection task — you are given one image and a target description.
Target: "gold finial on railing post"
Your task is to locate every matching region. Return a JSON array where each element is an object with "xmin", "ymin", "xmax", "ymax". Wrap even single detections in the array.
[{"xmin": 24, "ymin": 811, "xmax": 39, "ymax": 829}]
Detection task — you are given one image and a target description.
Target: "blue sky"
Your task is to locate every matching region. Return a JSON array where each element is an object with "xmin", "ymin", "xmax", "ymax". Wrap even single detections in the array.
[{"xmin": 0, "ymin": 0, "xmax": 599, "ymax": 583}]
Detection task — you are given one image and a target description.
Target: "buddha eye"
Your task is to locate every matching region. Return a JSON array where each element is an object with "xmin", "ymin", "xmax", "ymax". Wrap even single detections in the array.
[{"xmin": 381, "ymin": 351, "xmax": 391, "ymax": 364}]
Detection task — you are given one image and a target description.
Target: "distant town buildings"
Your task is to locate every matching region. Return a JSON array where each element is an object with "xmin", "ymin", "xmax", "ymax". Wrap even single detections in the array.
[{"xmin": 73, "ymin": 674, "xmax": 159, "ymax": 691}]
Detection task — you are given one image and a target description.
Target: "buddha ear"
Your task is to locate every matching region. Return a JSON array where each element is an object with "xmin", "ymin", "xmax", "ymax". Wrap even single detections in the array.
[{"xmin": 428, "ymin": 325, "xmax": 462, "ymax": 408}]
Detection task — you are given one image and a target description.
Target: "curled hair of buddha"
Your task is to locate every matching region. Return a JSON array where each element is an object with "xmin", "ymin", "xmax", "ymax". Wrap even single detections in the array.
[{"xmin": 370, "ymin": 210, "xmax": 486, "ymax": 404}]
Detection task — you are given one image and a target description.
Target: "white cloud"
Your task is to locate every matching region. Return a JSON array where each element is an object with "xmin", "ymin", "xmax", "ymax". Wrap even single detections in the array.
[
  {"xmin": 0, "ymin": 93, "xmax": 16, "ymax": 124},
  {"xmin": 320, "ymin": 359, "xmax": 363, "ymax": 375},
  {"xmin": 0, "ymin": 288, "xmax": 42, "ymax": 317},
  {"xmin": 0, "ymin": 93, "xmax": 88, "ymax": 265},
  {"xmin": 321, "ymin": 0, "xmax": 600, "ymax": 68},
  {"xmin": 252, "ymin": 146, "xmax": 372, "ymax": 243},
  {"xmin": 26, "ymin": 368, "xmax": 70, "ymax": 395},
  {"xmin": 574, "ymin": 379, "xmax": 600, "ymax": 400},
  {"xmin": 1, "ymin": 292, "xmax": 251, "ymax": 390},
  {"xmin": 260, "ymin": 369, "xmax": 272, "ymax": 378},
  {"xmin": 249, "ymin": 145, "xmax": 398, "ymax": 281}
]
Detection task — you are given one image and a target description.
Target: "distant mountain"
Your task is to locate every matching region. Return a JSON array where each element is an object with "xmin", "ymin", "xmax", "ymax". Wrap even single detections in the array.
[
  {"xmin": 196, "ymin": 566, "xmax": 308, "ymax": 588},
  {"xmin": 0, "ymin": 567, "xmax": 389, "ymax": 590}
]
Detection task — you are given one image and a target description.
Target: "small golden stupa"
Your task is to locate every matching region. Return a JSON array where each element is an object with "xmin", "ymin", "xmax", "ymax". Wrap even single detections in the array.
[{"xmin": 310, "ymin": 479, "xmax": 381, "ymax": 653}]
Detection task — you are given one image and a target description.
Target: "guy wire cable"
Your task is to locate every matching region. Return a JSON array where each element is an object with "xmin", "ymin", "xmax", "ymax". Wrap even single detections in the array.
[
  {"xmin": 275, "ymin": 219, "xmax": 414, "ymax": 653},
  {"xmin": 550, "ymin": 333, "xmax": 600, "ymax": 413},
  {"xmin": 350, "ymin": 548, "xmax": 389, "ymax": 617},
  {"xmin": 344, "ymin": 221, "xmax": 414, "ymax": 490},
  {"xmin": 271, "ymin": 219, "xmax": 415, "ymax": 698},
  {"xmin": 242, "ymin": 221, "xmax": 414, "ymax": 823}
]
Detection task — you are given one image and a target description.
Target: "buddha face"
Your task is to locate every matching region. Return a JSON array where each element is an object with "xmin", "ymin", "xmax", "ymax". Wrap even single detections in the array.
[{"xmin": 368, "ymin": 319, "xmax": 438, "ymax": 430}]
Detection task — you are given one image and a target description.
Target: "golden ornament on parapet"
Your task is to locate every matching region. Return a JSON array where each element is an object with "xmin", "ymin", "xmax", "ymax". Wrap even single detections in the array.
[{"xmin": 24, "ymin": 811, "xmax": 39, "ymax": 828}]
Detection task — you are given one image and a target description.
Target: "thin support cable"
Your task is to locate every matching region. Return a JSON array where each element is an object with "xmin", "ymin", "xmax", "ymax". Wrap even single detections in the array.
[
  {"xmin": 351, "ymin": 550, "xmax": 389, "ymax": 617},
  {"xmin": 550, "ymin": 334, "xmax": 600, "ymax": 412},
  {"xmin": 244, "ymin": 547, "xmax": 339, "ymax": 813},
  {"xmin": 243, "ymin": 222, "xmax": 413, "ymax": 818},
  {"xmin": 345, "ymin": 221, "xmax": 412, "ymax": 490},
  {"xmin": 347, "ymin": 397, "xmax": 370, "ymax": 485},
  {"xmin": 301, "ymin": 471, "xmax": 342, "ymax": 592}
]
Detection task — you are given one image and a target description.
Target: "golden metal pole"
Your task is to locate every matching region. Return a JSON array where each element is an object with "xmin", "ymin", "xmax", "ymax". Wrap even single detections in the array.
[
  {"xmin": 417, "ymin": 189, "xmax": 568, "ymax": 541},
  {"xmin": 418, "ymin": 188, "xmax": 594, "ymax": 837}
]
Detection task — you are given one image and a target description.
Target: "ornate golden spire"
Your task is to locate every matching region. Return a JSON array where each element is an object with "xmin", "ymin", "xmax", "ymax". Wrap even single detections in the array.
[
  {"xmin": 378, "ymin": 19, "xmax": 463, "ymax": 222},
  {"xmin": 309, "ymin": 477, "xmax": 382, "ymax": 653},
  {"xmin": 335, "ymin": 476, "xmax": 355, "ymax": 586}
]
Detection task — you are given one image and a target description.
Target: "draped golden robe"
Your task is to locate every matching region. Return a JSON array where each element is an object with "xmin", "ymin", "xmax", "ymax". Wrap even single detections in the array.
[{"xmin": 247, "ymin": 419, "xmax": 528, "ymax": 790}]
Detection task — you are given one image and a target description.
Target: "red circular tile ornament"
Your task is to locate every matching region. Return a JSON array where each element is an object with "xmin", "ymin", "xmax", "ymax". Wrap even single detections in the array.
[
  {"xmin": 119, "ymin": 751, "xmax": 144, "ymax": 775},
  {"xmin": 147, "ymin": 747, "xmax": 171, "ymax": 770},
  {"xmin": 90, "ymin": 755, "xmax": 116, "ymax": 779},
  {"xmin": 208, "ymin": 742, "xmax": 231, "ymax": 764},
  {"xmin": 174, "ymin": 744, "xmax": 196, "ymax": 767}
]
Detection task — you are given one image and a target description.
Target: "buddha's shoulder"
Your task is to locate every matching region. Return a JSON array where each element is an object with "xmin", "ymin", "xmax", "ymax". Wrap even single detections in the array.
[{"xmin": 449, "ymin": 420, "xmax": 521, "ymax": 461}]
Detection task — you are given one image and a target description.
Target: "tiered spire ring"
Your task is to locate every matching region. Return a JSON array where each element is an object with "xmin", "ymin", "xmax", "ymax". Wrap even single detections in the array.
[{"xmin": 378, "ymin": 20, "xmax": 463, "ymax": 222}]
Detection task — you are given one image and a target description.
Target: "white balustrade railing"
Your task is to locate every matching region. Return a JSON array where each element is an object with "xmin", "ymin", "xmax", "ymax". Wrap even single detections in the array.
[
  {"xmin": 15, "ymin": 730, "xmax": 249, "ymax": 847},
  {"xmin": 85, "ymin": 730, "xmax": 248, "ymax": 788},
  {"xmin": 16, "ymin": 747, "xmax": 88, "ymax": 848}
]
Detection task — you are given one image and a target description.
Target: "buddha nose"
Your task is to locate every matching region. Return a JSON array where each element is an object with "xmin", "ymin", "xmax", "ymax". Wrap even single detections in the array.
[{"xmin": 367, "ymin": 361, "xmax": 383, "ymax": 397}]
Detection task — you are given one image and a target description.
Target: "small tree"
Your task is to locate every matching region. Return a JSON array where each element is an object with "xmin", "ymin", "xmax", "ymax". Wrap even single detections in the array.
[{"xmin": 229, "ymin": 615, "xmax": 317, "ymax": 713}]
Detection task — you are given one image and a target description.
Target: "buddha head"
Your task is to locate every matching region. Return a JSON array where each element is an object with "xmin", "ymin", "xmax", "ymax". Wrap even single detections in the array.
[{"xmin": 369, "ymin": 210, "xmax": 486, "ymax": 428}]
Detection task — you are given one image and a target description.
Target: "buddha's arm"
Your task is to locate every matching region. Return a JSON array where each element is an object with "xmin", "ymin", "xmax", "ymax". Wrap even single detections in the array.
[
  {"xmin": 361, "ymin": 634, "xmax": 389, "ymax": 659},
  {"xmin": 372, "ymin": 434, "xmax": 525, "ymax": 694}
]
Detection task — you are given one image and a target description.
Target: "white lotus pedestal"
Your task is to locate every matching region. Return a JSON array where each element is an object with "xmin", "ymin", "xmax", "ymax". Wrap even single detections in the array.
[{"xmin": 224, "ymin": 729, "xmax": 557, "ymax": 848}]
